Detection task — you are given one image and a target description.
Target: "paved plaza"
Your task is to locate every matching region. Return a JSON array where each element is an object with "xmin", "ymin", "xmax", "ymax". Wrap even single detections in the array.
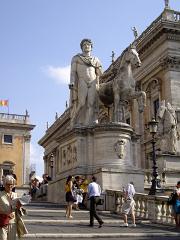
[{"xmin": 22, "ymin": 201, "xmax": 180, "ymax": 239}]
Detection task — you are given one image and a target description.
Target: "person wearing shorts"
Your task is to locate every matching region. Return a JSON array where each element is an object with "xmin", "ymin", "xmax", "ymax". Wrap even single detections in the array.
[{"xmin": 120, "ymin": 182, "xmax": 136, "ymax": 227}]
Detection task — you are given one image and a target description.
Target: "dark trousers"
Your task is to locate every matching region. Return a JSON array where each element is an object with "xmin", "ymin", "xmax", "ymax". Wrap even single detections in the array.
[{"xmin": 89, "ymin": 196, "xmax": 103, "ymax": 225}]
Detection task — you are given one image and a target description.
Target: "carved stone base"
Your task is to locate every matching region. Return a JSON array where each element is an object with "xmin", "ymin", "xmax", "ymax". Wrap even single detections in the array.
[{"xmin": 47, "ymin": 123, "xmax": 144, "ymax": 203}]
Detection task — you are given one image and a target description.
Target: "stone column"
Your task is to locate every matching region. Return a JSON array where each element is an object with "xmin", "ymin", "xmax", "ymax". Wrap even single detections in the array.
[
  {"xmin": 0, "ymin": 166, "xmax": 3, "ymax": 183},
  {"xmin": 23, "ymin": 135, "xmax": 31, "ymax": 185}
]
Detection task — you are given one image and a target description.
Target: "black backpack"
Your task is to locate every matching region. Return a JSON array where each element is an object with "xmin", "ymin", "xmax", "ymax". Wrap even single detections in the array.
[{"xmin": 167, "ymin": 192, "xmax": 177, "ymax": 205}]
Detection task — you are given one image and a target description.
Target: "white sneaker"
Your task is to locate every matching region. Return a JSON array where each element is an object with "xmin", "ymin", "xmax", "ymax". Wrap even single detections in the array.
[
  {"xmin": 120, "ymin": 223, "xmax": 128, "ymax": 227},
  {"xmin": 129, "ymin": 224, "xmax": 136, "ymax": 227}
]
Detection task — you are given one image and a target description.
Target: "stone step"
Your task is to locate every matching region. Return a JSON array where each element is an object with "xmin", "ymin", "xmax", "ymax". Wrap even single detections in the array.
[
  {"xmin": 23, "ymin": 232, "xmax": 180, "ymax": 239},
  {"xmin": 21, "ymin": 202, "xmax": 180, "ymax": 239}
]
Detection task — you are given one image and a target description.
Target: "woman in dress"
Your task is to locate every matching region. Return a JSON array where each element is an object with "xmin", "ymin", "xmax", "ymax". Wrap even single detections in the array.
[{"xmin": 65, "ymin": 175, "xmax": 76, "ymax": 218}]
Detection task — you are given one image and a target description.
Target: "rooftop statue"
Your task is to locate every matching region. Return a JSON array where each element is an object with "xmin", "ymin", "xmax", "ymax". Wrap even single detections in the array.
[
  {"xmin": 69, "ymin": 39, "xmax": 103, "ymax": 126},
  {"xmin": 131, "ymin": 26, "xmax": 139, "ymax": 40},
  {"xmin": 97, "ymin": 44, "xmax": 146, "ymax": 122},
  {"xmin": 164, "ymin": 0, "xmax": 170, "ymax": 8}
]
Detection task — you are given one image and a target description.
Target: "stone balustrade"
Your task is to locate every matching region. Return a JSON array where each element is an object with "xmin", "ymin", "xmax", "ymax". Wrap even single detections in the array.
[
  {"xmin": 105, "ymin": 189, "xmax": 175, "ymax": 225},
  {"xmin": 38, "ymin": 184, "xmax": 175, "ymax": 226},
  {"xmin": 174, "ymin": 11, "xmax": 180, "ymax": 21},
  {"xmin": 0, "ymin": 113, "xmax": 29, "ymax": 124}
]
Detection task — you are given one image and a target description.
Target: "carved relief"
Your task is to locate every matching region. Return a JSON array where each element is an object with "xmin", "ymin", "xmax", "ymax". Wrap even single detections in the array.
[
  {"xmin": 61, "ymin": 142, "xmax": 77, "ymax": 169},
  {"xmin": 98, "ymin": 108, "xmax": 110, "ymax": 124},
  {"xmin": 66, "ymin": 145, "xmax": 72, "ymax": 165},
  {"xmin": 114, "ymin": 139, "xmax": 126, "ymax": 159},
  {"xmin": 62, "ymin": 150, "xmax": 66, "ymax": 166},
  {"xmin": 72, "ymin": 146, "xmax": 77, "ymax": 163},
  {"xmin": 160, "ymin": 56, "xmax": 180, "ymax": 70}
]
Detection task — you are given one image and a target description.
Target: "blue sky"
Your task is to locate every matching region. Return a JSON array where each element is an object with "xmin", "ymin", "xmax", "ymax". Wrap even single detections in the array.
[{"xmin": 0, "ymin": 0, "xmax": 179, "ymax": 177}]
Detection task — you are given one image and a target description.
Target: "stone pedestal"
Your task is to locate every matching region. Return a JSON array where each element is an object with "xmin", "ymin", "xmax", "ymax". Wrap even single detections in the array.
[
  {"xmin": 47, "ymin": 123, "xmax": 144, "ymax": 203},
  {"xmin": 157, "ymin": 154, "xmax": 180, "ymax": 189}
]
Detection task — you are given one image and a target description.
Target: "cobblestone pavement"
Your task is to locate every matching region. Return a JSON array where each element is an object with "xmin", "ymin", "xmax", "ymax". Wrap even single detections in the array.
[{"xmin": 22, "ymin": 201, "xmax": 180, "ymax": 239}]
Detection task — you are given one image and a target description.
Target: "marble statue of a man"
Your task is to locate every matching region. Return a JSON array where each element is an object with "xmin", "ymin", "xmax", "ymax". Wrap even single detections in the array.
[
  {"xmin": 157, "ymin": 100, "xmax": 179, "ymax": 154},
  {"xmin": 69, "ymin": 39, "xmax": 103, "ymax": 126}
]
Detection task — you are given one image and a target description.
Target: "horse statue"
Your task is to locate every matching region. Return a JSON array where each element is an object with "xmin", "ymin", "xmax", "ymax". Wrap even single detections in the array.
[
  {"xmin": 97, "ymin": 44, "xmax": 146, "ymax": 122},
  {"xmin": 157, "ymin": 100, "xmax": 179, "ymax": 154}
]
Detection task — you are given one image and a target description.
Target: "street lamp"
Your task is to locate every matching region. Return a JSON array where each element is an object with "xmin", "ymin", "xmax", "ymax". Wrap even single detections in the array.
[
  {"xmin": 50, "ymin": 153, "xmax": 54, "ymax": 180},
  {"xmin": 148, "ymin": 117, "xmax": 160, "ymax": 195}
]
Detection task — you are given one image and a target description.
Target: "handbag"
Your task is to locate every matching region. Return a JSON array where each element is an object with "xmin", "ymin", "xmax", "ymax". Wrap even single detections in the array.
[
  {"xmin": 167, "ymin": 192, "xmax": 177, "ymax": 205},
  {"xmin": 0, "ymin": 214, "xmax": 10, "ymax": 227},
  {"xmin": 96, "ymin": 196, "xmax": 104, "ymax": 205}
]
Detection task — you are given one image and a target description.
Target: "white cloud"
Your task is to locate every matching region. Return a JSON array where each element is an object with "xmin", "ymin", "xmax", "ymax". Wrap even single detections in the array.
[{"xmin": 43, "ymin": 65, "xmax": 70, "ymax": 84}]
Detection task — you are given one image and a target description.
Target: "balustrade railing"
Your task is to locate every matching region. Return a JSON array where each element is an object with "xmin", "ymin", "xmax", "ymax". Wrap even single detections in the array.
[
  {"xmin": 106, "ymin": 190, "xmax": 175, "ymax": 226},
  {"xmin": 174, "ymin": 11, "xmax": 180, "ymax": 21},
  {"xmin": 0, "ymin": 113, "xmax": 29, "ymax": 124}
]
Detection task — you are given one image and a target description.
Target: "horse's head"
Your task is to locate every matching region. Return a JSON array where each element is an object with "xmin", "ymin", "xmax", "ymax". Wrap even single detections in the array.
[{"xmin": 125, "ymin": 45, "xmax": 141, "ymax": 68}]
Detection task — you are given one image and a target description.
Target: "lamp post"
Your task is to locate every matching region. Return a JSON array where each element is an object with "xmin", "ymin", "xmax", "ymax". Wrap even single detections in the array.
[
  {"xmin": 148, "ymin": 118, "xmax": 160, "ymax": 195},
  {"xmin": 50, "ymin": 153, "xmax": 54, "ymax": 180}
]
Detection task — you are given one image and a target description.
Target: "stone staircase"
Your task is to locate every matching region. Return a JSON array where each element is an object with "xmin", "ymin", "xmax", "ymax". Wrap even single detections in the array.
[{"xmin": 22, "ymin": 201, "xmax": 180, "ymax": 239}]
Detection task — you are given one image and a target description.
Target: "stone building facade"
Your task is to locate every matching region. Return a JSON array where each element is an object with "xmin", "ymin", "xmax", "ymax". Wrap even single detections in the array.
[
  {"xmin": 38, "ymin": 5, "xmax": 180, "ymax": 203},
  {"xmin": 0, "ymin": 111, "xmax": 35, "ymax": 186},
  {"xmin": 131, "ymin": 6, "xmax": 180, "ymax": 189}
]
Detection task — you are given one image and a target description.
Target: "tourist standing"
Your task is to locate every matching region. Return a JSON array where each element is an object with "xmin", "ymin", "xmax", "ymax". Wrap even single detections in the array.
[
  {"xmin": 172, "ymin": 181, "xmax": 180, "ymax": 229},
  {"xmin": 65, "ymin": 176, "xmax": 76, "ymax": 218},
  {"xmin": 0, "ymin": 175, "xmax": 22, "ymax": 239},
  {"xmin": 73, "ymin": 176, "xmax": 83, "ymax": 210},
  {"xmin": 81, "ymin": 178, "xmax": 89, "ymax": 209},
  {"xmin": 88, "ymin": 176, "xmax": 104, "ymax": 228},
  {"xmin": 9, "ymin": 170, "xmax": 17, "ymax": 193},
  {"xmin": 120, "ymin": 182, "xmax": 136, "ymax": 227}
]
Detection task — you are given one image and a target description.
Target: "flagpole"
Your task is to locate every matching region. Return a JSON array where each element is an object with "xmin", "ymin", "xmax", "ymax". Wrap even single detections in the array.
[{"xmin": 7, "ymin": 99, "xmax": 9, "ymax": 114}]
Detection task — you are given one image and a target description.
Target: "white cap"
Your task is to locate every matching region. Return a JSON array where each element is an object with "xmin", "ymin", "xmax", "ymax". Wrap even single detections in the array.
[{"xmin": 3, "ymin": 175, "xmax": 16, "ymax": 185}]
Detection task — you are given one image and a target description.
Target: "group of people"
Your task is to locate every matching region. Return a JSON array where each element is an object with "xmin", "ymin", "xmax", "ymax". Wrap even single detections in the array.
[
  {"xmin": 65, "ymin": 176, "xmax": 180, "ymax": 229},
  {"xmin": 65, "ymin": 175, "xmax": 89, "ymax": 218},
  {"xmin": 29, "ymin": 173, "xmax": 52, "ymax": 199},
  {"xmin": 65, "ymin": 175, "xmax": 136, "ymax": 228}
]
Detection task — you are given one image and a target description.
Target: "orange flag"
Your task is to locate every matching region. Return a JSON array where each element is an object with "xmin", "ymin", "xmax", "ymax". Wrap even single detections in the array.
[{"xmin": 0, "ymin": 100, "xmax": 9, "ymax": 106}]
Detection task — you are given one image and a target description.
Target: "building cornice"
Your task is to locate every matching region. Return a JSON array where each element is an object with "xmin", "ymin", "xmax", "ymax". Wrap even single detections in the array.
[
  {"xmin": 135, "ymin": 9, "xmax": 180, "ymax": 56},
  {"xmin": 160, "ymin": 55, "xmax": 180, "ymax": 70},
  {"xmin": 38, "ymin": 108, "xmax": 70, "ymax": 146},
  {"xmin": 0, "ymin": 122, "xmax": 35, "ymax": 131}
]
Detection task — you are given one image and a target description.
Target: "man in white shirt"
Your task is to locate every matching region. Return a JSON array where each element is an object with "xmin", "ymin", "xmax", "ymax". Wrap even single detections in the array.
[{"xmin": 88, "ymin": 176, "xmax": 104, "ymax": 227}]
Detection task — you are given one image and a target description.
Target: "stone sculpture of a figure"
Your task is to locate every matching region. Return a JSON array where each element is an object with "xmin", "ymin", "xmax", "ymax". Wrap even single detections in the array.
[
  {"xmin": 164, "ymin": 0, "xmax": 170, "ymax": 8},
  {"xmin": 157, "ymin": 100, "xmax": 179, "ymax": 154},
  {"xmin": 131, "ymin": 27, "xmax": 138, "ymax": 39},
  {"xmin": 69, "ymin": 39, "xmax": 103, "ymax": 126}
]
